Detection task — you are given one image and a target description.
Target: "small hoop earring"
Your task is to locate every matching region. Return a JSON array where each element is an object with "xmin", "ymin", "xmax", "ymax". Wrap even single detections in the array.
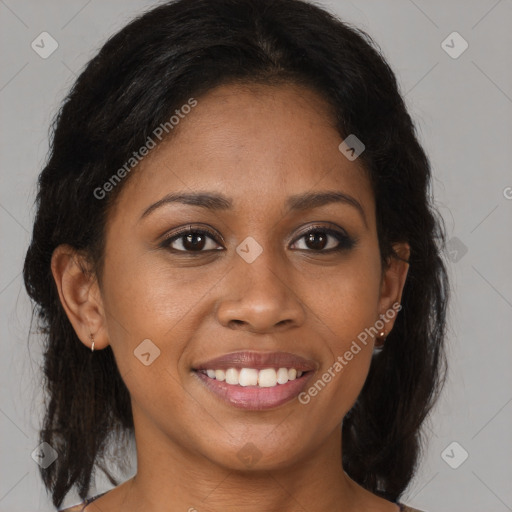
[{"xmin": 90, "ymin": 333, "xmax": 95, "ymax": 352}]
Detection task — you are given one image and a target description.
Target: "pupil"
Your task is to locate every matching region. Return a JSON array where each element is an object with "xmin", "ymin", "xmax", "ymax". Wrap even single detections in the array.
[
  {"xmin": 184, "ymin": 233, "xmax": 205, "ymax": 250},
  {"xmin": 307, "ymin": 232, "xmax": 326, "ymax": 250},
  {"xmin": 180, "ymin": 232, "xmax": 330, "ymax": 251}
]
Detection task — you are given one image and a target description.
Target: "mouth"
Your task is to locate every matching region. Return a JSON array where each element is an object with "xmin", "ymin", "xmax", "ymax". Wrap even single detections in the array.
[
  {"xmin": 196, "ymin": 366, "xmax": 310, "ymax": 386},
  {"xmin": 192, "ymin": 351, "xmax": 317, "ymax": 410}
]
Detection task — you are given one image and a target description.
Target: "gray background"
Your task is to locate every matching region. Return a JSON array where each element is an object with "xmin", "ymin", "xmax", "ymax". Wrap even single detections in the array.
[{"xmin": 1, "ymin": 0, "xmax": 511, "ymax": 510}]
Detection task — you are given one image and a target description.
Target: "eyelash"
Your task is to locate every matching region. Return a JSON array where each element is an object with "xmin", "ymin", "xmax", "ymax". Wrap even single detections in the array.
[{"xmin": 159, "ymin": 224, "xmax": 356, "ymax": 254}]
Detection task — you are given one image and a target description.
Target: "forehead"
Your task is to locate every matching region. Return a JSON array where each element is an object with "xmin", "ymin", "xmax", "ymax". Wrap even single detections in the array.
[{"xmin": 110, "ymin": 82, "xmax": 374, "ymax": 223}]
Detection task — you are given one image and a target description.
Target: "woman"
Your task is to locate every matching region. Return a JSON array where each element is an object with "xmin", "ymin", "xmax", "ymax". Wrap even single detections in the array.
[{"xmin": 23, "ymin": 0, "xmax": 449, "ymax": 510}]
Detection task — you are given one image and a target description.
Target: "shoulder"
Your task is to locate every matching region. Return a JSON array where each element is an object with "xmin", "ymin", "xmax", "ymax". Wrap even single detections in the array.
[
  {"xmin": 58, "ymin": 491, "xmax": 108, "ymax": 512},
  {"xmin": 58, "ymin": 504, "xmax": 85, "ymax": 512},
  {"xmin": 399, "ymin": 504, "xmax": 427, "ymax": 512}
]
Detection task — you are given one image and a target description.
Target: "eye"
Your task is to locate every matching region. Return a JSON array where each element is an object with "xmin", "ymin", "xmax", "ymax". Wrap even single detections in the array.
[
  {"xmin": 159, "ymin": 226, "xmax": 223, "ymax": 252},
  {"xmin": 290, "ymin": 225, "xmax": 356, "ymax": 252},
  {"xmin": 159, "ymin": 224, "xmax": 356, "ymax": 254}
]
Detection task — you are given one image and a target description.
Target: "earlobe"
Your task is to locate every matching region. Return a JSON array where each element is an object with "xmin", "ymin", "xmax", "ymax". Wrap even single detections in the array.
[{"xmin": 50, "ymin": 244, "xmax": 109, "ymax": 350}]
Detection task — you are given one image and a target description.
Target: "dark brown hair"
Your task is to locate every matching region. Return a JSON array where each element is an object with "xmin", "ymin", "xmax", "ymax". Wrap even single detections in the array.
[{"xmin": 23, "ymin": 0, "xmax": 449, "ymax": 507}]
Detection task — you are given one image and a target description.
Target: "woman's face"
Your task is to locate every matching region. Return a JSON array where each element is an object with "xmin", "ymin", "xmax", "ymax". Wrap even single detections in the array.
[{"xmin": 60, "ymin": 82, "xmax": 409, "ymax": 472}]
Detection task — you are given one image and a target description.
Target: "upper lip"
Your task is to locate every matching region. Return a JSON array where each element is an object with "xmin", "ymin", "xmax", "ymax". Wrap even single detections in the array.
[{"xmin": 193, "ymin": 351, "xmax": 319, "ymax": 372}]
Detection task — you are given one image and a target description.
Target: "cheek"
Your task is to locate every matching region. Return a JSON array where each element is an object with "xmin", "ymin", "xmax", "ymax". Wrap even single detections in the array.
[
  {"xmin": 304, "ymin": 258, "xmax": 382, "ymax": 341},
  {"xmin": 100, "ymin": 253, "xmax": 222, "ymax": 411},
  {"xmin": 102, "ymin": 250, "xmax": 212, "ymax": 337},
  {"xmin": 300, "ymin": 257, "xmax": 380, "ymax": 409},
  {"xmin": 299, "ymin": 337, "xmax": 374, "ymax": 430},
  {"xmin": 332, "ymin": 342, "xmax": 374, "ymax": 397}
]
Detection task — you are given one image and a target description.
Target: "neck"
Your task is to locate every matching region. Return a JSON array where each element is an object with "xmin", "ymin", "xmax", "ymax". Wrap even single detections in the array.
[{"xmin": 123, "ymin": 418, "xmax": 359, "ymax": 512}]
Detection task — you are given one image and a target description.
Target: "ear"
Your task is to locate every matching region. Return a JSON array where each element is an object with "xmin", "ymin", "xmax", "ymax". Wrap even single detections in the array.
[
  {"xmin": 50, "ymin": 244, "xmax": 109, "ymax": 351},
  {"xmin": 377, "ymin": 242, "xmax": 410, "ymax": 334}
]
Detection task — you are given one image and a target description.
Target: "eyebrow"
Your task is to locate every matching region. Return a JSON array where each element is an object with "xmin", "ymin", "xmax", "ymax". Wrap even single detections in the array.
[{"xmin": 139, "ymin": 190, "xmax": 367, "ymax": 226}]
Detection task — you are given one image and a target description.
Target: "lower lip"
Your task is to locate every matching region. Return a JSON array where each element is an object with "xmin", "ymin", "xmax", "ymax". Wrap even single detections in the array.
[{"xmin": 193, "ymin": 370, "xmax": 313, "ymax": 410}]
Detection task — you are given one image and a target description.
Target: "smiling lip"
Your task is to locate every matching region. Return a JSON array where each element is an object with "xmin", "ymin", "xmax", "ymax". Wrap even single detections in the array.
[
  {"xmin": 192, "ymin": 351, "xmax": 318, "ymax": 411},
  {"xmin": 193, "ymin": 351, "xmax": 318, "ymax": 372}
]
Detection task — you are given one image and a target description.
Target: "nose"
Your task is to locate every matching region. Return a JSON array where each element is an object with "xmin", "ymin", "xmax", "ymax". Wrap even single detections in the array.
[{"xmin": 216, "ymin": 250, "xmax": 306, "ymax": 334}]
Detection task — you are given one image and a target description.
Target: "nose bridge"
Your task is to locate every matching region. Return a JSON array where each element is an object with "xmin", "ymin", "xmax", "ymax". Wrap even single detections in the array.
[
  {"xmin": 216, "ymin": 240, "xmax": 305, "ymax": 332},
  {"xmin": 244, "ymin": 249, "xmax": 289, "ymax": 304}
]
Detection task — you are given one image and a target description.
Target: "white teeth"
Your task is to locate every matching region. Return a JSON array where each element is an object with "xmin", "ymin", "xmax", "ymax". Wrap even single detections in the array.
[
  {"xmin": 239, "ymin": 368, "xmax": 258, "ymax": 386},
  {"xmin": 276, "ymin": 367, "xmax": 289, "ymax": 384},
  {"xmin": 258, "ymin": 368, "xmax": 277, "ymax": 387},
  {"xmin": 202, "ymin": 367, "xmax": 306, "ymax": 387},
  {"xmin": 225, "ymin": 368, "xmax": 239, "ymax": 385}
]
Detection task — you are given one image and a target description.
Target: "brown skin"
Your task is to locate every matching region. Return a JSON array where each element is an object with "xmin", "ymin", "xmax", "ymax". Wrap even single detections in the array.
[{"xmin": 52, "ymin": 82, "xmax": 410, "ymax": 512}]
